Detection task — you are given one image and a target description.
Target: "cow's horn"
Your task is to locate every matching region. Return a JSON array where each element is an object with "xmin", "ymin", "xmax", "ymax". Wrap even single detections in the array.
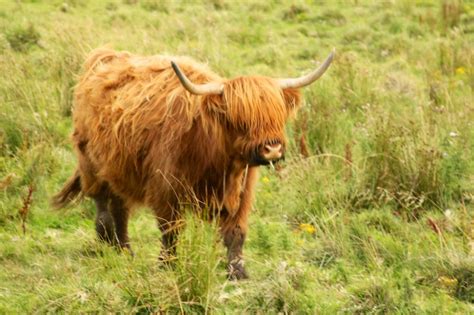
[
  {"xmin": 171, "ymin": 61, "xmax": 224, "ymax": 95},
  {"xmin": 277, "ymin": 49, "xmax": 335, "ymax": 89}
]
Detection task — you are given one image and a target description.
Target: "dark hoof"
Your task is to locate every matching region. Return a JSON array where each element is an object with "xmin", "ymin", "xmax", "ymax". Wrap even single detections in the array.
[
  {"xmin": 96, "ymin": 229, "xmax": 116, "ymax": 246},
  {"xmin": 96, "ymin": 214, "xmax": 116, "ymax": 245},
  {"xmin": 158, "ymin": 251, "xmax": 176, "ymax": 267},
  {"xmin": 227, "ymin": 262, "xmax": 248, "ymax": 280},
  {"xmin": 118, "ymin": 243, "xmax": 134, "ymax": 257}
]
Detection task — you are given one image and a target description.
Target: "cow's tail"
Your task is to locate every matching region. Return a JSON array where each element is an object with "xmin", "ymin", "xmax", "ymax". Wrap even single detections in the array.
[{"xmin": 51, "ymin": 169, "xmax": 82, "ymax": 209}]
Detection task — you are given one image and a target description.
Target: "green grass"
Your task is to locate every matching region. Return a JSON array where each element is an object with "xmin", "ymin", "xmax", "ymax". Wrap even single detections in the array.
[{"xmin": 1, "ymin": 0, "xmax": 473, "ymax": 313}]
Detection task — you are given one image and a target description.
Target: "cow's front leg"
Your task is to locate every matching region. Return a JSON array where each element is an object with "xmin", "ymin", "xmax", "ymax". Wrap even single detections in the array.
[
  {"xmin": 220, "ymin": 166, "xmax": 259, "ymax": 279},
  {"xmin": 159, "ymin": 220, "xmax": 178, "ymax": 264},
  {"xmin": 222, "ymin": 224, "xmax": 248, "ymax": 280},
  {"xmin": 154, "ymin": 206, "xmax": 180, "ymax": 265}
]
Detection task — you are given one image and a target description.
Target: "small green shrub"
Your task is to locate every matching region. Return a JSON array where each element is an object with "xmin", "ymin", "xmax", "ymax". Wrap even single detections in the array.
[
  {"xmin": 315, "ymin": 9, "xmax": 347, "ymax": 26},
  {"xmin": 453, "ymin": 264, "xmax": 474, "ymax": 303},
  {"xmin": 347, "ymin": 280, "xmax": 397, "ymax": 313},
  {"xmin": 5, "ymin": 24, "xmax": 40, "ymax": 52},
  {"xmin": 282, "ymin": 4, "xmax": 308, "ymax": 21},
  {"xmin": 140, "ymin": 0, "xmax": 169, "ymax": 13}
]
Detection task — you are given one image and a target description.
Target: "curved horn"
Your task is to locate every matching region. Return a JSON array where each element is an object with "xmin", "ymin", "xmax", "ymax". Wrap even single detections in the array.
[
  {"xmin": 171, "ymin": 61, "xmax": 224, "ymax": 95},
  {"xmin": 277, "ymin": 49, "xmax": 335, "ymax": 89}
]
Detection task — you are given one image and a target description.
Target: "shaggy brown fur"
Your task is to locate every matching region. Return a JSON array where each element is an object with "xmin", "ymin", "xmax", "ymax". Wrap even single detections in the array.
[{"xmin": 53, "ymin": 48, "xmax": 302, "ymax": 279}]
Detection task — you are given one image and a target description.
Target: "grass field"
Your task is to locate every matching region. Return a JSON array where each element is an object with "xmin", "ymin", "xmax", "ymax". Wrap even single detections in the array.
[{"xmin": 1, "ymin": 0, "xmax": 473, "ymax": 313}]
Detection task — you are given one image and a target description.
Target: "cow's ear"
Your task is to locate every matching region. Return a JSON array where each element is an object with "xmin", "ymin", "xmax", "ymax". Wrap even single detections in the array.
[{"xmin": 282, "ymin": 88, "xmax": 302, "ymax": 113}]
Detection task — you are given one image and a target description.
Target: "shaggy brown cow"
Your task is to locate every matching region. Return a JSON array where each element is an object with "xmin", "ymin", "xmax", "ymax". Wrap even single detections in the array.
[{"xmin": 53, "ymin": 48, "xmax": 334, "ymax": 279}]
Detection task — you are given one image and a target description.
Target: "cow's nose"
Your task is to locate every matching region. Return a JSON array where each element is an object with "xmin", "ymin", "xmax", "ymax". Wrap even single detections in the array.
[{"xmin": 262, "ymin": 143, "xmax": 282, "ymax": 161}]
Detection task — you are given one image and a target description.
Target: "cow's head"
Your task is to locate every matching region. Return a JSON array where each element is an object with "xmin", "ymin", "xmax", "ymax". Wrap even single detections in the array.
[{"xmin": 171, "ymin": 50, "xmax": 334, "ymax": 166}]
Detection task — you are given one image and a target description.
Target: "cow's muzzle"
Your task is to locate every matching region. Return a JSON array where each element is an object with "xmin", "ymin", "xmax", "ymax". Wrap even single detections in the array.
[
  {"xmin": 261, "ymin": 143, "xmax": 283, "ymax": 161},
  {"xmin": 249, "ymin": 142, "xmax": 284, "ymax": 166}
]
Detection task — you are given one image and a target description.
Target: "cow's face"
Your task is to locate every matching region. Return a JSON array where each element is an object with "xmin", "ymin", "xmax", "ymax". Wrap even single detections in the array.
[
  {"xmin": 216, "ymin": 77, "xmax": 301, "ymax": 166},
  {"xmin": 170, "ymin": 50, "xmax": 334, "ymax": 166}
]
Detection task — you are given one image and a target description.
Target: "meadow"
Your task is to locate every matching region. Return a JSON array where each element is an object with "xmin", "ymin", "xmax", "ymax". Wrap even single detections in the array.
[{"xmin": 0, "ymin": 0, "xmax": 473, "ymax": 313}]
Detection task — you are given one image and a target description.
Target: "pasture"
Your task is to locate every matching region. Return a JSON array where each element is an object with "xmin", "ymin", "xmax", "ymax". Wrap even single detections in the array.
[{"xmin": 0, "ymin": 0, "xmax": 473, "ymax": 313}]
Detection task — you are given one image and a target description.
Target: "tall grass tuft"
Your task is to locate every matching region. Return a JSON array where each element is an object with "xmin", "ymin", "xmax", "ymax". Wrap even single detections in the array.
[
  {"xmin": 441, "ymin": 0, "xmax": 464, "ymax": 29},
  {"xmin": 354, "ymin": 107, "xmax": 467, "ymax": 215},
  {"xmin": 172, "ymin": 214, "xmax": 223, "ymax": 313}
]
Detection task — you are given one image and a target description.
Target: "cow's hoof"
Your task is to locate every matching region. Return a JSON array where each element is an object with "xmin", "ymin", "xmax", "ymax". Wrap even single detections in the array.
[
  {"xmin": 227, "ymin": 263, "xmax": 248, "ymax": 280},
  {"xmin": 158, "ymin": 251, "xmax": 176, "ymax": 267},
  {"xmin": 118, "ymin": 243, "xmax": 134, "ymax": 257}
]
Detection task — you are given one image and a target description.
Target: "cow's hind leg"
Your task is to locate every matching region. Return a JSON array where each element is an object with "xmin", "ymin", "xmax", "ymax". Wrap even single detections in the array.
[
  {"xmin": 110, "ymin": 193, "xmax": 132, "ymax": 253},
  {"xmin": 93, "ymin": 185, "xmax": 132, "ymax": 253},
  {"xmin": 94, "ymin": 186, "xmax": 115, "ymax": 245}
]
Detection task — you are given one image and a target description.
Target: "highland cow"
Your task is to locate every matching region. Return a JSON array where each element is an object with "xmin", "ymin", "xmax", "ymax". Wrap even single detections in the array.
[{"xmin": 53, "ymin": 48, "xmax": 334, "ymax": 279}]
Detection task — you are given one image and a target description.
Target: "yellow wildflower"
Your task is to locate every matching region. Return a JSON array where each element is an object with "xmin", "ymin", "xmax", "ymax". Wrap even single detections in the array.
[
  {"xmin": 455, "ymin": 67, "xmax": 465, "ymax": 75},
  {"xmin": 438, "ymin": 276, "xmax": 458, "ymax": 288},
  {"xmin": 299, "ymin": 223, "xmax": 316, "ymax": 234},
  {"xmin": 261, "ymin": 176, "xmax": 270, "ymax": 183}
]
